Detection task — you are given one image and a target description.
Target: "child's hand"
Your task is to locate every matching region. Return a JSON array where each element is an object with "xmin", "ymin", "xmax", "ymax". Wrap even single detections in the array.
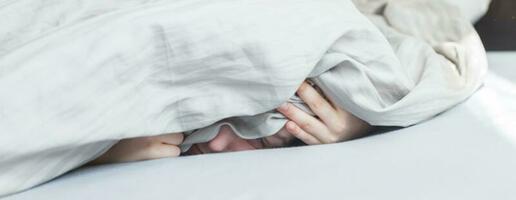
[
  {"xmin": 91, "ymin": 132, "xmax": 183, "ymax": 164},
  {"xmin": 277, "ymin": 81, "xmax": 371, "ymax": 145}
]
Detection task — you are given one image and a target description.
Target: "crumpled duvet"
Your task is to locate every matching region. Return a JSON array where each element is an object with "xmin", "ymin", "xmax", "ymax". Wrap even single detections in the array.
[{"xmin": 0, "ymin": 0, "xmax": 488, "ymax": 197}]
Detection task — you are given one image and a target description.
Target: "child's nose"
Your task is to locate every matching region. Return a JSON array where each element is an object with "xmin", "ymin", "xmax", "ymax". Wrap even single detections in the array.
[
  {"xmin": 207, "ymin": 125, "xmax": 257, "ymax": 152},
  {"xmin": 207, "ymin": 128, "xmax": 234, "ymax": 152}
]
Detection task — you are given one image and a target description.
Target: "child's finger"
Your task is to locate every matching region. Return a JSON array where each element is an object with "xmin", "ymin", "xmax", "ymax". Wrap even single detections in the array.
[
  {"xmin": 296, "ymin": 82, "xmax": 340, "ymax": 128},
  {"xmin": 154, "ymin": 132, "xmax": 184, "ymax": 145},
  {"xmin": 145, "ymin": 143, "xmax": 181, "ymax": 159},
  {"xmin": 278, "ymin": 103, "xmax": 338, "ymax": 143},
  {"xmin": 285, "ymin": 121, "xmax": 321, "ymax": 145},
  {"xmin": 277, "ymin": 103, "xmax": 328, "ymax": 136}
]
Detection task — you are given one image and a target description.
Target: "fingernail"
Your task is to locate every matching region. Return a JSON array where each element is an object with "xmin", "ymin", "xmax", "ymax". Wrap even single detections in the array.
[{"xmin": 278, "ymin": 103, "xmax": 288, "ymax": 111}]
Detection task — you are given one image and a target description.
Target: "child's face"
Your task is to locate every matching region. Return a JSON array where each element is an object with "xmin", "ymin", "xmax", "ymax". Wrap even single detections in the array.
[{"xmin": 187, "ymin": 125, "xmax": 294, "ymax": 155}]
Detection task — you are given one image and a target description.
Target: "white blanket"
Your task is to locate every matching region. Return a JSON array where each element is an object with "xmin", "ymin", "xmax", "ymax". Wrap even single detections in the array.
[{"xmin": 0, "ymin": 0, "xmax": 488, "ymax": 196}]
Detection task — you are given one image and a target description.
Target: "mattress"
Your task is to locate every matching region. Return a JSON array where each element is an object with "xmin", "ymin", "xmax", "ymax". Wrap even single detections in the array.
[{"xmin": 4, "ymin": 52, "xmax": 516, "ymax": 200}]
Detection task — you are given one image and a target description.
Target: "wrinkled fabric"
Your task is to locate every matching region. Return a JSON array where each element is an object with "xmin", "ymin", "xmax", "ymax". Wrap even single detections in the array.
[
  {"xmin": 183, "ymin": 0, "xmax": 489, "ymax": 148},
  {"xmin": 0, "ymin": 0, "xmax": 487, "ymax": 197}
]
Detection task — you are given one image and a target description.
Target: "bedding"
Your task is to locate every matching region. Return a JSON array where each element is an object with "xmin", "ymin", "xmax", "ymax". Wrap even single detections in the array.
[
  {"xmin": 0, "ymin": 0, "xmax": 489, "ymax": 196},
  {"xmin": 4, "ymin": 52, "xmax": 516, "ymax": 200}
]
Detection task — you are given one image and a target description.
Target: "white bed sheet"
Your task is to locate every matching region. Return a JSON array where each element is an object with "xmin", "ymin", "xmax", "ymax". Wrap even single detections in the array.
[{"xmin": 4, "ymin": 52, "xmax": 516, "ymax": 200}]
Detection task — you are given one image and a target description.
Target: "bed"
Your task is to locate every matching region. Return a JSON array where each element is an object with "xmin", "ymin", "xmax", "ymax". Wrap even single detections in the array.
[{"xmin": 4, "ymin": 52, "xmax": 516, "ymax": 200}]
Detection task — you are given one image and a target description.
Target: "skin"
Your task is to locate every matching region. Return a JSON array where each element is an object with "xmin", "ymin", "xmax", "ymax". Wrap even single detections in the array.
[
  {"xmin": 277, "ymin": 81, "xmax": 372, "ymax": 145},
  {"xmin": 91, "ymin": 133, "xmax": 184, "ymax": 164},
  {"xmin": 92, "ymin": 81, "xmax": 371, "ymax": 164},
  {"xmin": 187, "ymin": 124, "xmax": 295, "ymax": 155}
]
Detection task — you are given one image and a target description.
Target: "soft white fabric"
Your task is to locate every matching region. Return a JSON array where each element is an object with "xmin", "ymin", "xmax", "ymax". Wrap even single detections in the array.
[
  {"xmin": 445, "ymin": 0, "xmax": 492, "ymax": 22},
  {"xmin": 351, "ymin": 0, "xmax": 492, "ymax": 23},
  {"xmin": 0, "ymin": 0, "xmax": 487, "ymax": 197},
  {"xmin": 183, "ymin": 0, "xmax": 490, "ymax": 149},
  {"xmin": 5, "ymin": 52, "xmax": 516, "ymax": 200}
]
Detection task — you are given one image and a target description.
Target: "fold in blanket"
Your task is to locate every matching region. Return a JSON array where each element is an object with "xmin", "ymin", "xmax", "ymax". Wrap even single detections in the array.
[
  {"xmin": 182, "ymin": 0, "xmax": 489, "ymax": 149},
  {"xmin": 0, "ymin": 0, "xmax": 487, "ymax": 196}
]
